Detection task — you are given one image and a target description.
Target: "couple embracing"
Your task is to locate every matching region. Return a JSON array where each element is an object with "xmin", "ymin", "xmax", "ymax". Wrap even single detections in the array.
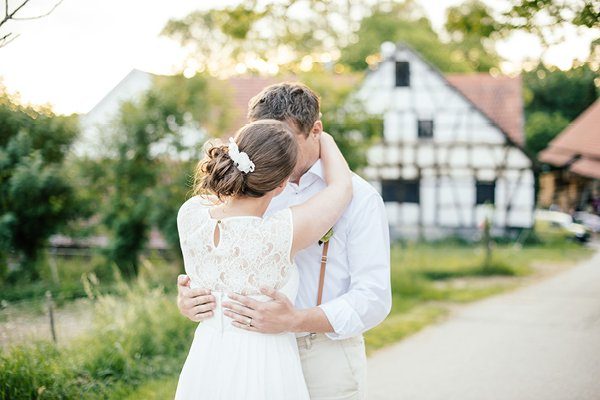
[{"xmin": 174, "ymin": 82, "xmax": 392, "ymax": 400}]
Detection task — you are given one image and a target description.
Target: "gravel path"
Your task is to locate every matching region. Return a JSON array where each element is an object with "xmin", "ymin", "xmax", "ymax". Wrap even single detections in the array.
[{"xmin": 367, "ymin": 246, "xmax": 600, "ymax": 400}]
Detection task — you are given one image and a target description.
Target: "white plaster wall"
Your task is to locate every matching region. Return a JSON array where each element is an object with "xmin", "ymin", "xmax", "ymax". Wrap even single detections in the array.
[
  {"xmin": 75, "ymin": 69, "xmax": 154, "ymax": 158},
  {"xmin": 359, "ymin": 45, "xmax": 535, "ymax": 233}
]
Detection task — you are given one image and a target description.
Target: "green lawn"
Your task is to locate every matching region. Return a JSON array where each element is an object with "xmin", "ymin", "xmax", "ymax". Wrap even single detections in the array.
[{"xmin": 0, "ymin": 241, "xmax": 593, "ymax": 399}]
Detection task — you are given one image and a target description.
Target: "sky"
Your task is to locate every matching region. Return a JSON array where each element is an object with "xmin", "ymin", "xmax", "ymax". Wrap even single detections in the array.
[{"xmin": 0, "ymin": 0, "xmax": 597, "ymax": 115}]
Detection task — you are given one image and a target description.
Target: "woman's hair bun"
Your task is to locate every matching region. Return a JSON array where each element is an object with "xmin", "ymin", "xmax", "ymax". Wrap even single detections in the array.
[
  {"xmin": 193, "ymin": 119, "xmax": 298, "ymax": 200},
  {"xmin": 196, "ymin": 143, "xmax": 246, "ymax": 199}
]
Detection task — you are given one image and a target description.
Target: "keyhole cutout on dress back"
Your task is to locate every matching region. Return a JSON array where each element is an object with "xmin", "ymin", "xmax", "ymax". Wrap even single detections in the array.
[{"xmin": 212, "ymin": 221, "xmax": 221, "ymax": 248}]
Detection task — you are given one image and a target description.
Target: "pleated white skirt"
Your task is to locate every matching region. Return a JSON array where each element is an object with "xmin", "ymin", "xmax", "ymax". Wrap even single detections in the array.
[{"xmin": 174, "ymin": 291, "xmax": 310, "ymax": 400}]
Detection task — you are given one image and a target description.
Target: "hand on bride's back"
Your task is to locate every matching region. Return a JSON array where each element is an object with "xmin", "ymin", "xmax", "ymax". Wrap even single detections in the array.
[{"xmin": 176, "ymin": 274, "xmax": 216, "ymax": 322}]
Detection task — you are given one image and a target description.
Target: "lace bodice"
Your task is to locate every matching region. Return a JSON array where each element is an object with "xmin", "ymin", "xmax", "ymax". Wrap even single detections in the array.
[{"xmin": 177, "ymin": 196, "xmax": 295, "ymax": 295}]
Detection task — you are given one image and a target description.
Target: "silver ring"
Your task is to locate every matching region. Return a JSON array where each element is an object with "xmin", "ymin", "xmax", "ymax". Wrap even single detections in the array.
[{"xmin": 247, "ymin": 317, "xmax": 253, "ymax": 327}]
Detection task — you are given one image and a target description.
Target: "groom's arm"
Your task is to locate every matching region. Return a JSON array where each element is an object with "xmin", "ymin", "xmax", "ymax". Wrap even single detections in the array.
[{"xmin": 317, "ymin": 190, "xmax": 392, "ymax": 340}]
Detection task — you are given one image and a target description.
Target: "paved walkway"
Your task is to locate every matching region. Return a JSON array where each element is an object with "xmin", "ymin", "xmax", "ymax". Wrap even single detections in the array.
[{"xmin": 368, "ymin": 247, "xmax": 600, "ymax": 400}]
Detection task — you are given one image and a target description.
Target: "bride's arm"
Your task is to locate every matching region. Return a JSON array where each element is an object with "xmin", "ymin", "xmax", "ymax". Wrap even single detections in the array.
[{"xmin": 290, "ymin": 132, "xmax": 352, "ymax": 256}]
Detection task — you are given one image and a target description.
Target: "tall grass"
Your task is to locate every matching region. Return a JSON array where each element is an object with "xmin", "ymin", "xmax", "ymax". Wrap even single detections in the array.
[{"xmin": 0, "ymin": 268, "xmax": 195, "ymax": 399}]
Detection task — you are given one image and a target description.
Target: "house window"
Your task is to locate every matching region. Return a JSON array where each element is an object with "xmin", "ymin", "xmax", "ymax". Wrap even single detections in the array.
[
  {"xmin": 395, "ymin": 61, "xmax": 410, "ymax": 87},
  {"xmin": 417, "ymin": 120, "xmax": 434, "ymax": 139},
  {"xmin": 382, "ymin": 179, "xmax": 420, "ymax": 203},
  {"xmin": 476, "ymin": 180, "xmax": 496, "ymax": 205}
]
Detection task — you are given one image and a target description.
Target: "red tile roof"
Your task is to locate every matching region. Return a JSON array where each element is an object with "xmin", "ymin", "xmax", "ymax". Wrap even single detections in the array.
[
  {"xmin": 223, "ymin": 76, "xmax": 283, "ymax": 134},
  {"xmin": 446, "ymin": 74, "xmax": 524, "ymax": 146},
  {"xmin": 539, "ymin": 99, "xmax": 600, "ymax": 179},
  {"xmin": 570, "ymin": 157, "xmax": 600, "ymax": 180},
  {"xmin": 221, "ymin": 74, "xmax": 525, "ymax": 147},
  {"xmin": 221, "ymin": 75, "xmax": 359, "ymax": 132},
  {"xmin": 540, "ymin": 99, "xmax": 600, "ymax": 161}
]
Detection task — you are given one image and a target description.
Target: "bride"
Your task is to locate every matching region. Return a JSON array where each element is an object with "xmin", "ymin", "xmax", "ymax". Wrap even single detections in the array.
[{"xmin": 174, "ymin": 119, "xmax": 352, "ymax": 399}]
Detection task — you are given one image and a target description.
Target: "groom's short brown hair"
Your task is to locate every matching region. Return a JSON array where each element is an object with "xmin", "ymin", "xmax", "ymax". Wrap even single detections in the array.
[{"xmin": 247, "ymin": 82, "xmax": 321, "ymax": 137}]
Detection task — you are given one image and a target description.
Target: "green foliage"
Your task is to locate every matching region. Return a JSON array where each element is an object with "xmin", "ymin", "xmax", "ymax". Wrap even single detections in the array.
[
  {"xmin": 161, "ymin": 0, "xmax": 362, "ymax": 76},
  {"xmin": 447, "ymin": 0, "xmax": 598, "ymax": 48},
  {"xmin": 524, "ymin": 64, "xmax": 599, "ymax": 120},
  {"xmin": 0, "ymin": 341, "xmax": 83, "ymax": 399},
  {"xmin": 339, "ymin": 1, "xmax": 499, "ymax": 73},
  {"xmin": 443, "ymin": 0, "xmax": 502, "ymax": 72},
  {"xmin": 523, "ymin": 63, "xmax": 598, "ymax": 155},
  {"xmin": 0, "ymin": 90, "xmax": 83, "ymax": 281},
  {"xmin": 525, "ymin": 111, "xmax": 570, "ymax": 155},
  {"xmin": 445, "ymin": 0, "xmax": 499, "ymax": 40},
  {"xmin": 504, "ymin": 0, "xmax": 599, "ymax": 33}
]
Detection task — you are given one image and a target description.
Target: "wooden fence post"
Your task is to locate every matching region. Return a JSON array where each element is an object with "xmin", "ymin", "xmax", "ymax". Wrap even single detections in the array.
[
  {"xmin": 45, "ymin": 290, "xmax": 57, "ymax": 343},
  {"xmin": 49, "ymin": 247, "xmax": 60, "ymax": 285}
]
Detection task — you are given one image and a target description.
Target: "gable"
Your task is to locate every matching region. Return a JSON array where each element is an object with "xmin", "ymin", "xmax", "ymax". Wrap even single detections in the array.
[{"xmin": 358, "ymin": 43, "xmax": 524, "ymax": 148}]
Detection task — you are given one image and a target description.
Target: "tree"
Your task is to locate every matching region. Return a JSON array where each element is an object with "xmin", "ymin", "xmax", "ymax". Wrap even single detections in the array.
[
  {"xmin": 444, "ymin": 0, "xmax": 503, "ymax": 71},
  {"xmin": 523, "ymin": 63, "xmax": 598, "ymax": 155},
  {"xmin": 1, "ymin": 0, "xmax": 64, "ymax": 48},
  {"xmin": 340, "ymin": 1, "xmax": 500, "ymax": 73},
  {"xmin": 99, "ymin": 74, "xmax": 233, "ymax": 277},
  {"xmin": 0, "ymin": 88, "xmax": 81, "ymax": 281},
  {"xmin": 161, "ymin": 0, "xmax": 372, "ymax": 76},
  {"xmin": 503, "ymin": 0, "xmax": 599, "ymax": 44},
  {"xmin": 525, "ymin": 111, "xmax": 570, "ymax": 155},
  {"xmin": 524, "ymin": 63, "xmax": 599, "ymax": 121},
  {"xmin": 446, "ymin": 0, "xmax": 598, "ymax": 52}
]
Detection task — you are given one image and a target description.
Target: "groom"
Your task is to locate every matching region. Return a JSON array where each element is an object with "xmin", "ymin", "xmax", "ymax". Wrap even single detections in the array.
[{"xmin": 176, "ymin": 82, "xmax": 391, "ymax": 399}]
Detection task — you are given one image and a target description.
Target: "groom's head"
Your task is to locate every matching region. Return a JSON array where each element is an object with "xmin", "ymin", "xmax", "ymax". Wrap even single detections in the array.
[{"xmin": 247, "ymin": 82, "xmax": 322, "ymax": 180}]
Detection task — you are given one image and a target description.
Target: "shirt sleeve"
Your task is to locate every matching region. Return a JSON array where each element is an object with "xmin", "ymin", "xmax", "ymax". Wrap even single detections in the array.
[{"xmin": 317, "ymin": 191, "xmax": 392, "ymax": 340}]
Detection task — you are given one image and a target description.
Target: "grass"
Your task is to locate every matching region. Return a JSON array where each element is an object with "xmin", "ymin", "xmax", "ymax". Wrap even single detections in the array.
[
  {"xmin": 0, "ymin": 240, "xmax": 593, "ymax": 399},
  {"xmin": 0, "ymin": 271, "xmax": 194, "ymax": 399},
  {"xmin": 121, "ymin": 376, "xmax": 179, "ymax": 400}
]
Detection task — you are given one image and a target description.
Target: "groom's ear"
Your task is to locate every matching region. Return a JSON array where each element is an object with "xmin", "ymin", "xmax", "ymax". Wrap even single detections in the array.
[{"xmin": 311, "ymin": 120, "xmax": 323, "ymax": 139}]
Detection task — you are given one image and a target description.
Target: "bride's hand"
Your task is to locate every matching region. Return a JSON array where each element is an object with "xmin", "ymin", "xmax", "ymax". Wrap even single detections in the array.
[{"xmin": 319, "ymin": 131, "xmax": 351, "ymax": 186}]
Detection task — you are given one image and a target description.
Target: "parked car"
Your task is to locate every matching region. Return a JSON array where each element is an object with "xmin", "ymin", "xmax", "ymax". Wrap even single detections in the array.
[
  {"xmin": 534, "ymin": 210, "xmax": 591, "ymax": 243},
  {"xmin": 573, "ymin": 211, "xmax": 600, "ymax": 233}
]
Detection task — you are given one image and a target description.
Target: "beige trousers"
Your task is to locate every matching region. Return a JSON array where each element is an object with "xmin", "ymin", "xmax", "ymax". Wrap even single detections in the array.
[{"xmin": 296, "ymin": 333, "xmax": 367, "ymax": 400}]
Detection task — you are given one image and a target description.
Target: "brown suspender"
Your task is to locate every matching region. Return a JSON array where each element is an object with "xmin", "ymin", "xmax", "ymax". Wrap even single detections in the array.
[{"xmin": 316, "ymin": 241, "xmax": 329, "ymax": 306}]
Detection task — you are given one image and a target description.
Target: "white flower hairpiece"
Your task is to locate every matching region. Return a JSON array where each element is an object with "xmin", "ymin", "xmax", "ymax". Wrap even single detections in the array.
[{"xmin": 228, "ymin": 137, "xmax": 255, "ymax": 173}]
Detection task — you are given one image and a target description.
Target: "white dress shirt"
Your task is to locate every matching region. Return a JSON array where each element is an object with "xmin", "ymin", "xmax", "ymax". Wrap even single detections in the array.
[{"xmin": 265, "ymin": 160, "xmax": 392, "ymax": 340}]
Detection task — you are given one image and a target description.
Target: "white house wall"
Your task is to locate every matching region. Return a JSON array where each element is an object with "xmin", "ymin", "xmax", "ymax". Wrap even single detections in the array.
[
  {"xmin": 360, "ymin": 44, "xmax": 535, "ymax": 237},
  {"xmin": 75, "ymin": 69, "xmax": 154, "ymax": 158}
]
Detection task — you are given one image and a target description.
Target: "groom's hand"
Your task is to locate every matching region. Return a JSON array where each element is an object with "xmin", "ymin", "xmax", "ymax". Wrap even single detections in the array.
[
  {"xmin": 176, "ymin": 274, "xmax": 216, "ymax": 322},
  {"xmin": 222, "ymin": 287, "xmax": 299, "ymax": 334}
]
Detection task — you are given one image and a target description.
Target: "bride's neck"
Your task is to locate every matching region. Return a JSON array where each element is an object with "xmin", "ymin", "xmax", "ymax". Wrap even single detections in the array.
[{"xmin": 219, "ymin": 195, "xmax": 271, "ymax": 217}]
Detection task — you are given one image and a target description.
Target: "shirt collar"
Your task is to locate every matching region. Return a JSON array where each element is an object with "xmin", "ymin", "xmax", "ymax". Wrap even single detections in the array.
[
  {"xmin": 304, "ymin": 159, "xmax": 324, "ymax": 181},
  {"xmin": 289, "ymin": 159, "xmax": 324, "ymax": 191}
]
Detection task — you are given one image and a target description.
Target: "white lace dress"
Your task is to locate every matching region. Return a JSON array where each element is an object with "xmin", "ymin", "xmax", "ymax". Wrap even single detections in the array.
[{"xmin": 174, "ymin": 196, "xmax": 309, "ymax": 400}]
